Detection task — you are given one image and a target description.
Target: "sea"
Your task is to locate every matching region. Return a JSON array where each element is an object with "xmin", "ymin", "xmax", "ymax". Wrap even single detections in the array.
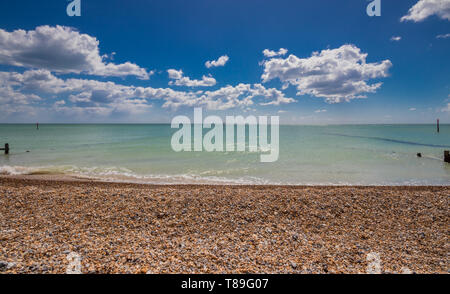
[{"xmin": 0, "ymin": 124, "xmax": 449, "ymax": 185}]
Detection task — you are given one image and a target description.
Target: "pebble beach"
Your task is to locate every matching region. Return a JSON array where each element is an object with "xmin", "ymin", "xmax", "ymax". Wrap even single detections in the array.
[{"xmin": 0, "ymin": 176, "xmax": 448, "ymax": 274}]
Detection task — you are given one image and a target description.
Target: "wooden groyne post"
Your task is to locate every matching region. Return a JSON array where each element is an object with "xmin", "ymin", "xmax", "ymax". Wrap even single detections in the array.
[
  {"xmin": 437, "ymin": 119, "xmax": 439, "ymax": 133},
  {"xmin": 0, "ymin": 143, "xmax": 9, "ymax": 155},
  {"xmin": 445, "ymin": 151, "xmax": 450, "ymax": 163}
]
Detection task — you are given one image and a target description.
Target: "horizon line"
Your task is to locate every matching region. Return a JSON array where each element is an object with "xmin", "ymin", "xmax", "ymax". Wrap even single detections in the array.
[{"xmin": 0, "ymin": 122, "xmax": 448, "ymax": 126}]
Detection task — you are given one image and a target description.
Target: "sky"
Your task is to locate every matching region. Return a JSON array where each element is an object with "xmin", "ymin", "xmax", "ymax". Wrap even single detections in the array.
[{"xmin": 0, "ymin": 0, "xmax": 449, "ymax": 124}]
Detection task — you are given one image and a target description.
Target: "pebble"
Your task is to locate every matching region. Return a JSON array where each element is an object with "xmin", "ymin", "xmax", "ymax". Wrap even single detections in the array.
[{"xmin": 0, "ymin": 261, "xmax": 8, "ymax": 271}]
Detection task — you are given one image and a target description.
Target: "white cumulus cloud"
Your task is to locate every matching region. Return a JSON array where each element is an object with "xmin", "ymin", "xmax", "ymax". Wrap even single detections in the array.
[
  {"xmin": 0, "ymin": 25, "xmax": 151, "ymax": 79},
  {"xmin": 261, "ymin": 45, "xmax": 392, "ymax": 103},
  {"xmin": 390, "ymin": 36, "xmax": 402, "ymax": 41},
  {"xmin": 263, "ymin": 48, "xmax": 288, "ymax": 58},
  {"xmin": 205, "ymin": 55, "xmax": 229, "ymax": 68},
  {"xmin": 401, "ymin": 0, "xmax": 450, "ymax": 22},
  {"xmin": 167, "ymin": 69, "xmax": 216, "ymax": 87}
]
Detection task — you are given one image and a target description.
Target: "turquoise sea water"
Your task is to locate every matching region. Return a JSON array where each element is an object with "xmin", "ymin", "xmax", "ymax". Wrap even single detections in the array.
[{"xmin": 0, "ymin": 124, "xmax": 449, "ymax": 185}]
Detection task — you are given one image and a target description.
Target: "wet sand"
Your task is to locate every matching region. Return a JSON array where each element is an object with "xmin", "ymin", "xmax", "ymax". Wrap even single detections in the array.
[{"xmin": 0, "ymin": 176, "xmax": 448, "ymax": 274}]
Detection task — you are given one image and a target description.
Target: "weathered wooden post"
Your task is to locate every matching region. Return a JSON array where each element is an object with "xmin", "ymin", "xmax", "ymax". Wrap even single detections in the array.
[
  {"xmin": 437, "ymin": 119, "xmax": 439, "ymax": 133},
  {"xmin": 445, "ymin": 151, "xmax": 450, "ymax": 163},
  {"xmin": 1, "ymin": 143, "xmax": 9, "ymax": 155}
]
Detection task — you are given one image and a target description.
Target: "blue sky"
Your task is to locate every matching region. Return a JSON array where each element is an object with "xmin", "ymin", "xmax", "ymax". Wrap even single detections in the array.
[{"xmin": 0, "ymin": 0, "xmax": 449, "ymax": 123}]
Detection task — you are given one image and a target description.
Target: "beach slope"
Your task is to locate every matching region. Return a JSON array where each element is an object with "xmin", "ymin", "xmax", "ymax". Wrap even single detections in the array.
[{"xmin": 0, "ymin": 177, "xmax": 448, "ymax": 274}]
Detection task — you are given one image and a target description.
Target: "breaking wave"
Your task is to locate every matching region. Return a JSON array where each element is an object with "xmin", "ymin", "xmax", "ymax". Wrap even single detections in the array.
[{"xmin": 0, "ymin": 165, "xmax": 273, "ymax": 185}]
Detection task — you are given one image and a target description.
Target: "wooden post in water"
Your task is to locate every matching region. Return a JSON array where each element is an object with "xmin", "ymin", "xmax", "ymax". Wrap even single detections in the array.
[
  {"xmin": 437, "ymin": 119, "xmax": 439, "ymax": 133},
  {"xmin": 445, "ymin": 151, "xmax": 450, "ymax": 163},
  {"xmin": 0, "ymin": 143, "xmax": 9, "ymax": 155}
]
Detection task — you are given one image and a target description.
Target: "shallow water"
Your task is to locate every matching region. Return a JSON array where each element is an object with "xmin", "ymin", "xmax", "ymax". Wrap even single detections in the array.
[{"xmin": 0, "ymin": 124, "xmax": 449, "ymax": 185}]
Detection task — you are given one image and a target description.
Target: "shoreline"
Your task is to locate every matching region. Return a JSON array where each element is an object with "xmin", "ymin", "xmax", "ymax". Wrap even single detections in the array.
[
  {"xmin": 0, "ymin": 177, "xmax": 448, "ymax": 274},
  {"xmin": 1, "ymin": 174, "xmax": 449, "ymax": 188}
]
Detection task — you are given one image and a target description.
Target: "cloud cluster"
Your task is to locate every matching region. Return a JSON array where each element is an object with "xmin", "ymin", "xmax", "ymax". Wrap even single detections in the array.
[
  {"xmin": 0, "ymin": 25, "xmax": 151, "ymax": 79},
  {"xmin": 0, "ymin": 70, "xmax": 295, "ymax": 116},
  {"xmin": 205, "ymin": 55, "xmax": 229, "ymax": 68},
  {"xmin": 401, "ymin": 0, "xmax": 450, "ymax": 22},
  {"xmin": 167, "ymin": 69, "xmax": 216, "ymax": 87},
  {"xmin": 261, "ymin": 44, "xmax": 392, "ymax": 103},
  {"xmin": 150, "ymin": 83, "xmax": 294, "ymax": 110},
  {"xmin": 263, "ymin": 48, "xmax": 288, "ymax": 57}
]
